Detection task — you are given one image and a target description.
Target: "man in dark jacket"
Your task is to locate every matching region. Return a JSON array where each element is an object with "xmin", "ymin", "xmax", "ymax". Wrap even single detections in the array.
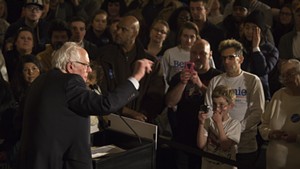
[
  {"xmin": 69, "ymin": 17, "xmax": 100, "ymax": 61},
  {"xmin": 19, "ymin": 42, "xmax": 153, "ymax": 169},
  {"xmin": 98, "ymin": 15, "xmax": 166, "ymax": 123},
  {"xmin": 189, "ymin": 0, "xmax": 225, "ymax": 69}
]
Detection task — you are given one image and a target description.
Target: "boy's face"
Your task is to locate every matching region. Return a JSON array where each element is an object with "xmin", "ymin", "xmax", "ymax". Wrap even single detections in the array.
[{"xmin": 212, "ymin": 96, "xmax": 232, "ymax": 116}]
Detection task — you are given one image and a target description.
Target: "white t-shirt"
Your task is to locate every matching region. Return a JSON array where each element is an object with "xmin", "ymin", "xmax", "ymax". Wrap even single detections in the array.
[
  {"xmin": 259, "ymin": 88, "xmax": 300, "ymax": 169},
  {"xmin": 202, "ymin": 116, "xmax": 241, "ymax": 169},
  {"xmin": 205, "ymin": 71, "xmax": 265, "ymax": 153},
  {"xmin": 161, "ymin": 46, "xmax": 190, "ymax": 83}
]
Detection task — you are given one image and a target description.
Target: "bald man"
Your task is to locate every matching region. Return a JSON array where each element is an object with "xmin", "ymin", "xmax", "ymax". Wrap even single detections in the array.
[
  {"xmin": 98, "ymin": 16, "xmax": 166, "ymax": 123},
  {"xmin": 165, "ymin": 39, "xmax": 222, "ymax": 169}
]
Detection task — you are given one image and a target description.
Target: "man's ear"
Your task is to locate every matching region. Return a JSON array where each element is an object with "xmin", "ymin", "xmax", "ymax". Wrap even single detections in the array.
[
  {"xmin": 66, "ymin": 62, "xmax": 73, "ymax": 73},
  {"xmin": 238, "ymin": 55, "xmax": 244, "ymax": 64}
]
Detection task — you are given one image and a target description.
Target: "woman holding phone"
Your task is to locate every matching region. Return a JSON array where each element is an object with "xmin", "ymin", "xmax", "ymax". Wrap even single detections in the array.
[{"xmin": 161, "ymin": 21, "xmax": 199, "ymax": 88}]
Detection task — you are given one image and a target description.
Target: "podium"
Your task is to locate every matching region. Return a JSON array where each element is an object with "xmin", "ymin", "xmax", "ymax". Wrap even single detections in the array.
[{"xmin": 92, "ymin": 114, "xmax": 158, "ymax": 169}]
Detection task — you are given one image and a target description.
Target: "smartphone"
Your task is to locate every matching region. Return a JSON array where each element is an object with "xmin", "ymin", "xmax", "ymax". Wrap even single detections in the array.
[
  {"xmin": 199, "ymin": 105, "xmax": 211, "ymax": 113},
  {"xmin": 185, "ymin": 62, "xmax": 195, "ymax": 72}
]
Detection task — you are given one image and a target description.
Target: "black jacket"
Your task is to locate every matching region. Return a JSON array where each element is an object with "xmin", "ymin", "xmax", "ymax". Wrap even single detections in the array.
[{"xmin": 98, "ymin": 41, "xmax": 166, "ymax": 122}]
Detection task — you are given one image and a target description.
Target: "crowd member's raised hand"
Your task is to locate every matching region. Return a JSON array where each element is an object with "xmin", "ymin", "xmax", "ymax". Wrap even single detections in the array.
[{"xmin": 252, "ymin": 26, "xmax": 261, "ymax": 48}]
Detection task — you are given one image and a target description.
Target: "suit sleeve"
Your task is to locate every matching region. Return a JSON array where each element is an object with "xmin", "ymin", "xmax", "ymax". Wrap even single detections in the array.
[{"xmin": 66, "ymin": 75, "xmax": 139, "ymax": 116}]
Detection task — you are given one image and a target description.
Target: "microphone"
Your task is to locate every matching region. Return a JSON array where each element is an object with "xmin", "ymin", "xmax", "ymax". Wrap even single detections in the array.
[{"xmin": 118, "ymin": 114, "xmax": 142, "ymax": 144}]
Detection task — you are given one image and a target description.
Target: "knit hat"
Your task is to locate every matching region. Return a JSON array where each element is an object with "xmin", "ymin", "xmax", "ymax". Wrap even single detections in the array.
[
  {"xmin": 24, "ymin": 0, "xmax": 44, "ymax": 9},
  {"xmin": 233, "ymin": 0, "xmax": 250, "ymax": 9},
  {"xmin": 244, "ymin": 10, "xmax": 266, "ymax": 30}
]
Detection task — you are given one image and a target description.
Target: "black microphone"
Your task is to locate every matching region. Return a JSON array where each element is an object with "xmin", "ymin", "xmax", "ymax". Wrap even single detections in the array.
[{"xmin": 118, "ymin": 114, "xmax": 142, "ymax": 144}]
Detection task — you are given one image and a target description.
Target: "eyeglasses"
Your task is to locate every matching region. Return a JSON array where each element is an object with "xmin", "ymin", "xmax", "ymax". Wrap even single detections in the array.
[
  {"xmin": 72, "ymin": 61, "xmax": 91, "ymax": 68},
  {"xmin": 26, "ymin": 5, "xmax": 42, "ymax": 12},
  {"xmin": 221, "ymin": 54, "xmax": 239, "ymax": 60},
  {"xmin": 279, "ymin": 71, "xmax": 300, "ymax": 83},
  {"xmin": 212, "ymin": 103, "xmax": 228, "ymax": 110},
  {"xmin": 152, "ymin": 27, "xmax": 168, "ymax": 35}
]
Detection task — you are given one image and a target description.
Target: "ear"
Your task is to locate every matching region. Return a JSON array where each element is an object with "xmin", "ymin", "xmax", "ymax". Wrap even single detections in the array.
[
  {"xmin": 133, "ymin": 29, "xmax": 139, "ymax": 39},
  {"xmin": 66, "ymin": 62, "xmax": 73, "ymax": 73},
  {"xmin": 209, "ymin": 50, "xmax": 213, "ymax": 59},
  {"xmin": 238, "ymin": 55, "xmax": 244, "ymax": 64}
]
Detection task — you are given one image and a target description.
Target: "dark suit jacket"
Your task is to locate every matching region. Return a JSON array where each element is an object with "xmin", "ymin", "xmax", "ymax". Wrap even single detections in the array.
[{"xmin": 19, "ymin": 69, "xmax": 138, "ymax": 169}]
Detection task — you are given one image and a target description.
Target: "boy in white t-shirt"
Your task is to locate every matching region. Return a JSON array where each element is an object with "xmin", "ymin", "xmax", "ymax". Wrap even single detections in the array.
[{"xmin": 198, "ymin": 85, "xmax": 241, "ymax": 169}]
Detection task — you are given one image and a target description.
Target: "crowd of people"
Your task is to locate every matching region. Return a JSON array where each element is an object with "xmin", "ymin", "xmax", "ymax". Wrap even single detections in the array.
[{"xmin": 0, "ymin": 0, "xmax": 300, "ymax": 169}]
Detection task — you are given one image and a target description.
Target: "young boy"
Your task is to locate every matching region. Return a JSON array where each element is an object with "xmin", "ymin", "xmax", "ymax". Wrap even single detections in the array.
[{"xmin": 197, "ymin": 85, "xmax": 241, "ymax": 169}]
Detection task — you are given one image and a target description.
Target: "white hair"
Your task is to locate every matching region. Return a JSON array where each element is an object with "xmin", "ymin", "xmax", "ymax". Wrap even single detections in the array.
[
  {"xmin": 51, "ymin": 42, "xmax": 81, "ymax": 72},
  {"xmin": 281, "ymin": 59, "xmax": 300, "ymax": 72}
]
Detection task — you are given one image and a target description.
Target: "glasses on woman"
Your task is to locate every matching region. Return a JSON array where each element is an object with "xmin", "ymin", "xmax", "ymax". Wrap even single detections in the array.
[{"xmin": 279, "ymin": 71, "xmax": 300, "ymax": 83}]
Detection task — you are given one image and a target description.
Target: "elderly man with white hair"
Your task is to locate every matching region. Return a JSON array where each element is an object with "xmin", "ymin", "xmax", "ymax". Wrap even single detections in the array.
[{"xmin": 19, "ymin": 42, "xmax": 153, "ymax": 169}]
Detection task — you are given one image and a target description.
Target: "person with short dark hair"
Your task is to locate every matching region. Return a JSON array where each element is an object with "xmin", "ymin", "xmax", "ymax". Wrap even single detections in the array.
[
  {"xmin": 69, "ymin": 16, "xmax": 100, "ymax": 61},
  {"xmin": 189, "ymin": 0, "xmax": 225, "ymax": 69},
  {"xmin": 205, "ymin": 39, "xmax": 265, "ymax": 169},
  {"xmin": 165, "ymin": 6, "xmax": 191, "ymax": 48},
  {"xmin": 85, "ymin": 9, "xmax": 112, "ymax": 47},
  {"xmin": 240, "ymin": 10, "xmax": 279, "ymax": 100},
  {"xmin": 12, "ymin": 54, "xmax": 42, "ymax": 102},
  {"xmin": 36, "ymin": 19, "xmax": 71, "ymax": 72},
  {"xmin": 100, "ymin": 0, "xmax": 127, "ymax": 25},
  {"xmin": 219, "ymin": 0, "xmax": 250, "ymax": 40}
]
